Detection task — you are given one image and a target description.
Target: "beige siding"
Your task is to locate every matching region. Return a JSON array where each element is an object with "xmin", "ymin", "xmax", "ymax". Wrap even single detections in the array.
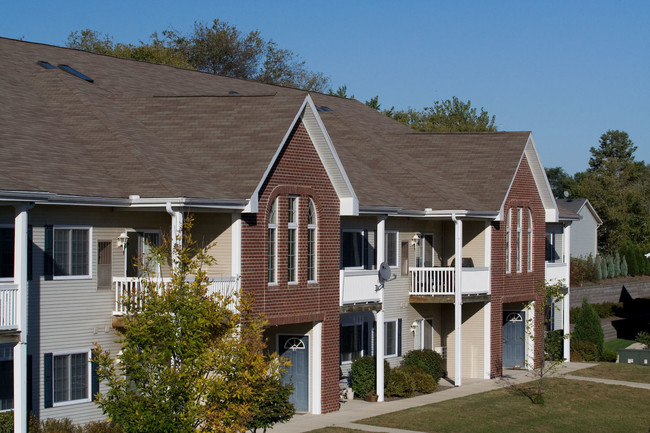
[
  {"xmin": 444, "ymin": 302, "xmax": 486, "ymax": 380},
  {"xmin": 191, "ymin": 213, "xmax": 233, "ymax": 276},
  {"xmin": 444, "ymin": 221, "xmax": 486, "ymax": 267}
]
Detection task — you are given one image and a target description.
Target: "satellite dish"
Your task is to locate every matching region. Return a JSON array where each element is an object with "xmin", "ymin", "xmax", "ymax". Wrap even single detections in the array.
[
  {"xmin": 563, "ymin": 190, "xmax": 570, "ymax": 198},
  {"xmin": 379, "ymin": 262, "xmax": 391, "ymax": 282}
]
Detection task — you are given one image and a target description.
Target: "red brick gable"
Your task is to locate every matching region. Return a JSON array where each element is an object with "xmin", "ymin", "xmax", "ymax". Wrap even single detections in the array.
[
  {"xmin": 489, "ymin": 154, "xmax": 546, "ymax": 377},
  {"xmin": 241, "ymin": 119, "xmax": 340, "ymax": 413}
]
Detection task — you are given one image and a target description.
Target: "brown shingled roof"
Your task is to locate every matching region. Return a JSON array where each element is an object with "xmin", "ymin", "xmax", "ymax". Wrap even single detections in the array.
[{"xmin": 1, "ymin": 37, "xmax": 533, "ymax": 212}]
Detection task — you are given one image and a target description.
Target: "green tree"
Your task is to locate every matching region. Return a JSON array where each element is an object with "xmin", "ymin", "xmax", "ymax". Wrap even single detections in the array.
[
  {"xmin": 573, "ymin": 130, "xmax": 650, "ymax": 253},
  {"xmin": 93, "ymin": 217, "xmax": 290, "ymax": 433},
  {"xmin": 545, "ymin": 167, "xmax": 576, "ymax": 199},
  {"xmin": 328, "ymin": 85, "xmax": 353, "ymax": 98},
  {"xmin": 572, "ymin": 298, "xmax": 604, "ymax": 359},
  {"xmin": 365, "ymin": 95, "xmax": 381, "ymax": 110},
  {"xmin": 246, "ymin": 375, "xmax": 295, "ymax": 433},
  {"xmin": 385, "ymin": 96, "xmax": 497, "ymax": 132}
]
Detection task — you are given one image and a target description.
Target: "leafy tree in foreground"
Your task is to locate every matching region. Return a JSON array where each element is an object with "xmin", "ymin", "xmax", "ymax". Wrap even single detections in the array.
[
  {"xmin": 93, "ymin": 217, "xmax": 290, "ymax": 433},
  {"xmin": 385, "ymin": 96, "xmax": 497, "ymax": 132}
]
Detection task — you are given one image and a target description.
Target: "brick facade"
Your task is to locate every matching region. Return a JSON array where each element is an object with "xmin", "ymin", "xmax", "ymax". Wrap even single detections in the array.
[
  {"xmin": 241, "ymin": 120, "xmax": 341, "ymax": 413},
  {"xmin": 490, "ymin": 155, "xmax": 547, "ymax": 377}
]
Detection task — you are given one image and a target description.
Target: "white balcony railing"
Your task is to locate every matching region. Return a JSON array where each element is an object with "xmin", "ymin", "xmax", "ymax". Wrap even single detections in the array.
[
  {"xmin": 0, "ymin": 283, "xmax": 19, "ymax": 330},
  {"xmin": 545, "ymin": 262, "xmax": 569, "ymax": 284},
  {"xmin": 340, "ymin": 270, "xmax": 381, "ymax": 305},
  {"xmin": 409, "ymin": 267, "xmax": 490, "ymax": 296},
  {"xmin": 114, "ymin": 276, "xmax": 240, "ymax": 315}
]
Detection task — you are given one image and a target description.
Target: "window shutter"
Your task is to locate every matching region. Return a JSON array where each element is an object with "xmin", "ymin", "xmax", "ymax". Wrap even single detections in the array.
[
  {"xmin": 44, "ymin": 353, "xmax": 53, "ymax": 408},
  {"xmin": 91, "ymin": 352, "xmax": 99, "ymax": 401},
  {"xmin": 397, "ymin": 318, "xmax": 402, "ymax": 357},
  {"xmin": 44, "ymin": 226, "xmax": 53, "ymax": 280}
]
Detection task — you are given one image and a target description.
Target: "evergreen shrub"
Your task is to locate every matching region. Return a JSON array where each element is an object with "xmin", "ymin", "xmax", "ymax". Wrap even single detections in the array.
[
  {"xmin": 386, "ymin": 367, "xmax": 416, "ymax": 397},
  {"xmin": 350, "ymin": 356, "xmax": 390, "ymax": 398},
  {"xmin": 545, "ymin": 329, "xmax": 564, "ymax": 361},
  {"xmin": 571, "ymin": 340, "xmax": 600, "ymax": 362},
  {"xmin": 402, "ymin": 349, "xmax": 444, "ymax": 382},
  {"xmin": 572, "ymin": 298, "xmax": 604, "ymax": 358}
]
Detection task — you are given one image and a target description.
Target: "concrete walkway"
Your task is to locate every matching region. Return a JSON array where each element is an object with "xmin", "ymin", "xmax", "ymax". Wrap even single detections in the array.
[{"xmin": 271, "ymin": 362, "xmax": 600, "ymax": 433}]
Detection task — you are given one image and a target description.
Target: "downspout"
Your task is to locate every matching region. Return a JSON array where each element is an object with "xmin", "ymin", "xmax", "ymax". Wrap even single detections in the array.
[
  {"xmin": 166, "ymin": 202, "xmax": 183, "ymax": 268},
  {"xmin": 451, "ymin": 213, "xmax": 462, "ymax": 387}
]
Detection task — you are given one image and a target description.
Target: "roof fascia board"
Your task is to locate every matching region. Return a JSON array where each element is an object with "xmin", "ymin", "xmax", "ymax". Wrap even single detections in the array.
[
  {"xmin": 583, "ymin": 199, "xmax": 603, "ymax": 226},
  {"xmin": 302, "ymin": 96, "xmax": 359, "ymax": 216}
]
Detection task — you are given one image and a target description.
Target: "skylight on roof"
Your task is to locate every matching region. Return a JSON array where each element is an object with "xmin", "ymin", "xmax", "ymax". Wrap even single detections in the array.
[
  {"xmin": 36, "ymin": 60, "xmax": 56, "ymax": 69},
  {"xmin": 58, "ymin": 64, "xmax": 94, "ymax": 83},
  {"xmin": 316, "ymin": 105, "xmax": 333, "ymax": 112},
  {"xmin": 229, "ymin": 90, "xmax": 239, "ymax": 95}
]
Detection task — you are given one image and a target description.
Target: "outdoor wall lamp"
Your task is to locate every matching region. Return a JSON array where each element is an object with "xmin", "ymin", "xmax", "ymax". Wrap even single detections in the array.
[{"xmin": 117, "ymin": 231, "xmax": 129, "ymax": 251}]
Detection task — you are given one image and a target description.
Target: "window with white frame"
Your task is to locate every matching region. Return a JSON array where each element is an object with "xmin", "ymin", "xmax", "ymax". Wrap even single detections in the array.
[
  {"xmin": 53, "ymin": 351, "xmax": 90, "ymax": 404},
  {"xmin": 287, "ymin": 196, "xmax": 298, "ymax": 283},
  {"xmin": 505, "ymin": 210, "xmax": 511, "ymax": 273},
  {"xmin": 53, "ymin": 227, "xmax": 91, "ymax": 278},
  {"xmin": 340, "ymin": 324, "xmax": 364, "ymax": 363},
  {"xmin": 342, "ymin": 230, "xmax": 365, "ymax": 269},
  {"xmin": 385, "ymin": 231, "xmax": 399, "ymax": 268},
  {"xmin": 516, "ymin": 208, "xmax": 522, "ymax": 273},
  {"xmin": 527, "ymin": 209, "xmax": 533, "ymax": 272},
  {"xmin": 268, "ymin": 198, "xmax": 277, "ymax": 284},
  {"xmin": 416, "ymin": 234, "xmax": 434, "ymax": 267},
  {"xmin": 384, "ymin": 319, "xmax": 399, "ymax": 357},
  {"xmin": 307, "ymin": 198, "xmax": 317, "ymax": 282},
  {"xmin": 126, "ymin": 231, "xmax": 161, "ymax": 278},
  {"xmin": 0, "ymin": 226, "xmax": 13, "ymax": 280}
]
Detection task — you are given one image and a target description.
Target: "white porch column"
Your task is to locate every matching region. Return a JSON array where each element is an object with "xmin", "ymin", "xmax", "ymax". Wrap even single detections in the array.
[
  {"xmin": 563, "ymin": 223, "xmax": 571, "ymax": 361},
  {"xmin": 376, "ymin": 216, "xmax": 386, "ymax": 402},
  {"xmin": 14, "ymin": 206, "xmax": 29, "ymax": 433},
  {"xmin": 311, "ymin": 321, "xmax": 322, "ymax": 414},
  {"xmin": 231, "ymin": 212, "xmax": 241, "ymax": 278},
  {"xmin": 165, "ymin": 203, "xmax": 183, "ymax": 267},
  {"xmin": 452, "ymin": 214, "xmax": 462, "ymax": 387}
]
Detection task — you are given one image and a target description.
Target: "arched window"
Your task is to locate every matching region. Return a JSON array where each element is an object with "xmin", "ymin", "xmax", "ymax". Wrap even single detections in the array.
[
  {"xmin": 307, "ymin": 198, "xmax": 317, "ymax": 282},
  {"xmin": 516, "ymin": 207, "xmax": 522, "ymax": 273},
  {"xmin": 268, "ymin": 198, "xmax": 277, "ymax": 284},
  {"xmin": 287, "ymin": 196, "xmax": 298, "ymax": 283},
  {"xmin": 505, "ymin": 209, "xmax": 511, "ymax": 273},
  {"xmin": 527, "ymin": 209, "xmax": 533, "ymax": 272}
]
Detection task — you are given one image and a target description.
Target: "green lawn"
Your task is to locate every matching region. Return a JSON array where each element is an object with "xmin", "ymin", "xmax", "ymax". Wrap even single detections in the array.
[
  {"xmin": 603, "ymin": 338, "xmax": 636, "ymax": 352},
  {"xmin": 340, "ymin": 378, "xmax": 650, "ymax": 433},
  {"xmin": 570, "ymin": 362, "xmax": 650, "ymax": 383}
]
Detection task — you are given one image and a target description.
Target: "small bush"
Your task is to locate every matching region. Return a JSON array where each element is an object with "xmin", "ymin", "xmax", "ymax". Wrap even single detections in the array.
[
  {"xmin": 601, "ymin": 350, "xmax": 618, "ymax": 362},
  {"xmin": 572, "ymin": 298, "xmax": 604, "ymax": 358},
  {"xmin": 402, "ymin": 349, "xmax": 443, "ymax": 382},
  {"xmin": 636, "ymin": 331, "xmax": 650, "ymax": 349},
  {"xmin": 41, "ymin": 418, "xmax": 81, "ymax": 433},
  {"xmin": 545, "ymin": 329, "xmax": 564, "ymax": 361},
  {"xmin": 350, "ymin": 356, "xmax": 390, "ymax": 398},
  {"xmin": 571, "ymin": 340, "xmax": 600, "ymax": 362},
  {"xmin": 0, "ymin": 412, "xmax": 42, "ymax": 433},
  {"xmin": 82, "ymin": 421, "xmax": 123, "ymax": 433},
  {"xmin": 386, "ymin": 367, "xmax": 416, "ymax": 397},
  {"xmin": 571, "ymin": 256, "xmax": 599, "ymax": 286}
]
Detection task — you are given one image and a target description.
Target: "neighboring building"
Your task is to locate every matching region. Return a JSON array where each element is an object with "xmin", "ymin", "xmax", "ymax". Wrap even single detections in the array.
[
  {"xmin": 0, "ymin": 37, "xmax": 571, "ymax": 429},
  {"xmin": 556, "ymin": 199, "xmax": 602, "ymax": 259}
]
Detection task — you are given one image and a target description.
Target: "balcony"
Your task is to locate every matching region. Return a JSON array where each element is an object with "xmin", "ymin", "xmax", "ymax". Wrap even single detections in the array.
[
  {"xmin": 114, "ymin": 276, "xmax": 240, "ymax": 315},
  {"xmin": 339, "ymin": 269, "xmax": 381, "ymax": 307},
  {"xmin": 409, "ymin": 267, "xmax": 490, "ymax": 300},
  {"xmin": 545, "ymin": 262, "xmax": 569, "ymax": 284},
  {"xmin": 0, "ymin": 283, "xmax": 19, "ymax": 331}
]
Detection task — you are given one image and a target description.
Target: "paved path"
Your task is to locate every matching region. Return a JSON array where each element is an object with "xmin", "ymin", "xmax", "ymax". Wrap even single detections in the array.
[
  {"xmin": 564, "ymin": 374, "xmax": 650, "ymax": 390},
  {"xmin": 271, "ymin": 362, "xmax": 599, "ymax": 433}
]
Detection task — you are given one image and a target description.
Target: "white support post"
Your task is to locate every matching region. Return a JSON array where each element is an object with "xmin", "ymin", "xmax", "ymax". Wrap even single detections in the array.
[
  {"xmin": 376, "ymin": 216, "xmax": 386, "ymax": 402},
  {"xmin": 452, "ymin": 214, "xmax": 462, "ymax": 387},
  {"xmin": 311, "ymin": 321, "xmax": 322, "ymax": 414},
  {"xmin": 231, "ymin": 212, "xmax": 242, "ymax": 278},
  {"xmin": 166, "ymin": 203, "xmax": 183, "ymax": 268},
  {"xmin": 563, "ymin": 223, "xmax": 571, "ymax": 361},
  {"xmin": 14, "ymin": 206, "xmax": 29, "ymax": 433},
  {"xmin": 484, "ymin": 301, "xmax": 491, "ymax": 379}
]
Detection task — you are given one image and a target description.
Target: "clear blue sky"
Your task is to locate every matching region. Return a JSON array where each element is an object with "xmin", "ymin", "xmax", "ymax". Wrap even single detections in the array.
[{"xmin": 2, "ymin": 0, "xmax": 648, "ymax": 175}]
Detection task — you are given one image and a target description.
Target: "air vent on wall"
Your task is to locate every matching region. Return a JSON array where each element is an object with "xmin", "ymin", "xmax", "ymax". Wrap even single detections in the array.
[{"xmin": 58, "ymin": 64, "xmax": 94, "ymax": 83}]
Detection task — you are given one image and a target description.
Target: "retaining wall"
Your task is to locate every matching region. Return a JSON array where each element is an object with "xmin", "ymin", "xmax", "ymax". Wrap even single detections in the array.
[{"xmin": 570, "ymin": 277, "xmax": 650, "ymax": 308}]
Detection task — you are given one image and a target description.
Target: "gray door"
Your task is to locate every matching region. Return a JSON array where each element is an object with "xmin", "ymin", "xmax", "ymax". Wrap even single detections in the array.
[
  {"xmin": 503, "ymin": 312, "xmax": 525, "ymax": 368},
  {"xmin": 279, "ymin": 335, "xmax": 309, "ymax": 412}
]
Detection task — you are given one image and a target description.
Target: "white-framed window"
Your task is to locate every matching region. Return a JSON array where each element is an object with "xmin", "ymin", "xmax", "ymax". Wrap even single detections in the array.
[
  {"xmin": 385, "ymin": 231, "xmax": 399, "ymax": 268},
  {"xmin": 527, "ymin": 209, "xmax": 533, "ymax": 272},
  {"xmin": 384, "ymin": 319, "xmax": 400, "ymax": 358},
  {"xmin": 0, "ymin": 225, "xmax": 13, "ymax": 281},
  {"xmin": 505, "ymin": 209, "xmax": 511, "ymax": 273},
  {"xmin": 268, "ymin": 198, "xmax": 278, "ymax": 284},
  {"xmin": 287, "ymin": 196, "xmax": 298, "ymax": 283},
  {"xmin": 126, "ymin": 230, "xmax": 161, "ymax": 278},
  {"xmin": 340, "ymin": 324, "xmax": 364, "ymax": 363},
  {"xmin": 53, "ymin": 226, "xmax": 91, "ymax": 279},
  {"xmin": 416, "ymin": 233, "xmax": 434, "ymax": 267},
  {"xmin": 307, "ymin": 198, "xmax": 317, "ymax": 282},
  {"xmin": 342, "ymin": 229, "xmax": 365, "ymax": 269},
  {"xmin": 516, "ymin": 208, "xmax": 522, "ymax": 273},
  {"xmin": 53, "ymin": 350, "xmax": 91, "ymax": 406}
]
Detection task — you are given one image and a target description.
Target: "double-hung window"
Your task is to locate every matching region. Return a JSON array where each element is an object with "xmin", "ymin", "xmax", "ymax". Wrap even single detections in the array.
[
  {"xmin": 340, "ymin": 324, "xmax": 364, "ymax": 363},
  {"xmin": 268, "ymin": 199, "xmax": 278, "ymax": 284},
  {"xmin": 307, "ymin": 198, "xmax": 317, "ymax": 282},
  {"xmin": 53, "ymin": 227, "xmax": 91, "ymax": 278},
  {"xmin": 385, "ymin": 231, "xmax": 399, "ymax": 268},
  {"xmin": 287, "ymin": 196, "xmax": 298, "ymax": 283},
  {"xmin": 516, "ymin": 208, "xmax": 522, "ymax": 273},
  {"xmin": 53, "ymin": 351, "xmax": 90, "ymax": 405},
  {"xmin": 384, "ymin": 319, "xmax": 401, "ymax": 358},
  {"xmin": 505, "ymin": 210, "xmax": 511, "ymax": 273}
]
